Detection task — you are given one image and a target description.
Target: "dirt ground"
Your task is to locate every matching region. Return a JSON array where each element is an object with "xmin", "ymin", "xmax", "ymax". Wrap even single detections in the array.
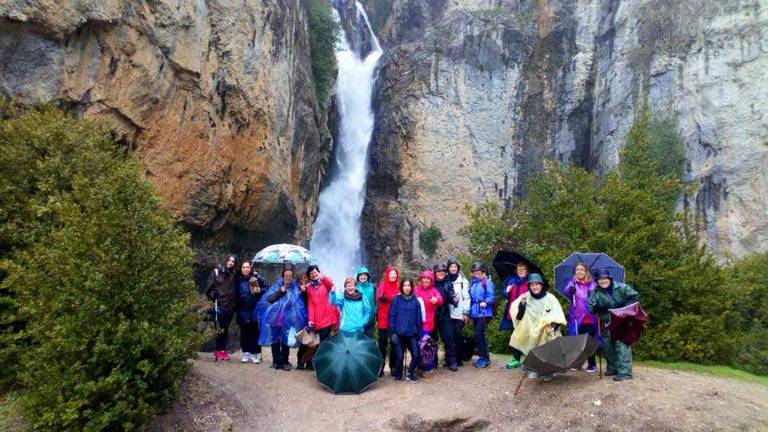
[{"xmin": 150, "ymin": 351, "xmax": 768, "ymax": 432}]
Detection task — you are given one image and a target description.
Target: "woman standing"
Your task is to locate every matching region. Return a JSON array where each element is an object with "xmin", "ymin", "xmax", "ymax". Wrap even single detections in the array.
[
  {"xmin": 376, "ymin": 266, "xmax": 401, "ymax": 377},
  {"xmin": 509, "ymin": 273, "xmax": 567, "ymax": 380},
  {"xmin": 331, "ymin": 277, "xmax": 372, "ymax": 333},
  {"xmin": 446, "ymin": 258, "xmax": 471, "ymax": 366},
  {"xmin": 388, "ymin": 279, "xmax": 424, "ymax": 383},
  {"xmin": 355, "ymin": 267, "xmax": 377, "ymax": 338},
  {"xmin": 468, "ymin": 262, "xmax": 496, "ymax": 368},
  {"xmin": 257, "ymin": 264, "xmax": 307, "ymax": 371},
  {"xmin": 561, "ymin": 262, "xmax": 598, "ymax": 372},
  {"xmin": 433, "ymin": 263, "xmax": 458, "ymax": 371},
  {"xmin": 235, "ymin": 261, "xmax": 265, "ymax": 364},
  {"xmin": 205, "ymin": 255, "xmax": 238, "ymax": 361},
  {"xmin": 303, "ymin": 265, "xmax": 339, "ymax": 341},
  {"xmin": 414, "ymin": 270, "xmax": 443, "ymax": 336},
  {"xmin": 501, "ymin": 262, "xmax": 530, "ymax": 369}
]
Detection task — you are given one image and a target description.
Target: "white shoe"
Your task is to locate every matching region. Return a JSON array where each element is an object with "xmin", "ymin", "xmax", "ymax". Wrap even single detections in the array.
[
  {"xmin": 252, "ymin": 353, "xmax": 262, "ymax": 364},
  {"xmin": 527, "ymin": 371, "xmax": 538, "ymax": 379},
  {"xmin": 241, "ymin": 352, "xmax": 251, "ymax": 363},
  {"xmin": 541, "ymin": 374, "xmax": 555, "ymax": 382}
]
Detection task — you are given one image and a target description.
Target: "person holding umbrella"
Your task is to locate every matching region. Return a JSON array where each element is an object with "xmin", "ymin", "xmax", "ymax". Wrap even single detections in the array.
[
  {"xmin": 468, "ymin": 262, "xmax": 496, "ymax": 368},
  {"xmin": 376, "ymin": 266, "xmax": 401, "ymax": 377},
  {"xmin": 509, "ymin": 273, "xmax": 567, "ymax": 380},
  {"xmin": 205, "ymin": 255, "xmax": 238, "ymax": 362},
  {"xmin": 588, "ymin": 269, "xmax": 640, "ymax": 381},
  {"xmin": 257, "ymin": 264, "xmax": 307, "ymax": 371},
  {"xmin": 388, "ymin": 278, "xmax": 425, "ymax": 383},
  {"xmin": 330, "ymin": 277, "xmax": 372, "ymax": 334},
  {"xmin": 561, "ymin": 262, "xmax": 599, "ymax": 372}
]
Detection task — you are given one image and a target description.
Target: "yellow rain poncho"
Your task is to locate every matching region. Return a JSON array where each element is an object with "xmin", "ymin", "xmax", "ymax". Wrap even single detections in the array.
[{"xmin": 509, "ymin": 292, "xmax": 567, "ymax": 355}]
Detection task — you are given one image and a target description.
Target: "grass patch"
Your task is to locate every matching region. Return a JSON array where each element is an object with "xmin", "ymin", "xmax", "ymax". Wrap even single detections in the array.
[{"xmin": 637, "ymin": 361, "xmax": 768, "ymax": 386}]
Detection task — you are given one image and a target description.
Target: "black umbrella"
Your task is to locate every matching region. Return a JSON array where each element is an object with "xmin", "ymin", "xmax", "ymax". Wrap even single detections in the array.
[
  {"xmin": 493, "ymin": 251, "xmax": 547, "ymax": 285},
  {"xmin": 522, "ymin": 335, "xmax": 600, "ymax": 375}
]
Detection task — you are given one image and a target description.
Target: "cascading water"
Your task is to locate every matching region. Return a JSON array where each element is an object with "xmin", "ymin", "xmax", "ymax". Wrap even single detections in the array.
[{"xmin": 309, "ymin": 2, "xmax": 382, "ymax": 284}]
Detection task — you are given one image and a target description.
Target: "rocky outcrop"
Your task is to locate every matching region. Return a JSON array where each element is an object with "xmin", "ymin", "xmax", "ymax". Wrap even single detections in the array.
[
  {"xmin": 0, "ymin": 0, "xmax": 333, "ymax": 260},
  {"xmin": 363, "ymin": 0, "xmax": 768, "ymax": 274}
]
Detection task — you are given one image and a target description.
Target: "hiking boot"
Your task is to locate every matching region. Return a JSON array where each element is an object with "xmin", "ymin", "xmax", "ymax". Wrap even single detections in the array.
[
  {"xmin": 506, "ymin": 358, "xmax": 521, "ymax": 369},
  {"xmin": 448, "ymin": 364, "xmax": 458, "ymax": 372},
  {"xmin": 241, "ymin": 352, "xmax": 251, "ymax": 363},
  {"xmin": 296, "ymin": 363, "xmax": 306, "ymax": 370},
  {"xmin": 252, "ymin": 353, "xmax": 262, "ymax": 364},
  {"xmin": 394, "ymin": 376, "xmax": 403, "ymax": 383},
  {"xmin": 586, "ymin": 365, "xmax": 597, "ymax": 373},
  {"xmin": 271, "ymin": 362, "xmax": 279, "ymax": 369},
  {"xmin": 406, "ymin": 374, "xmax": 419, "ymax": 383},
  {"xmin": 605, "ymin": 370, "xmax": 617, "ymax": 376},
  {"xmin": 541, "ymin": 374, "xmax": 556, "ymax": 382},
  {"xmin": 613, "ymin": 375, "xmax": 632, "ymax": 382},
  {"xmin": 281, "ymin": 363, "xmax": 292, "ymax": 371}
]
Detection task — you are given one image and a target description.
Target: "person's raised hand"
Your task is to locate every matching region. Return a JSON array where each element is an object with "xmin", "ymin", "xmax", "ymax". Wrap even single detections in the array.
[{"xmin": 430, "ymin": 297, "xmax": 438, "ymax": 305}]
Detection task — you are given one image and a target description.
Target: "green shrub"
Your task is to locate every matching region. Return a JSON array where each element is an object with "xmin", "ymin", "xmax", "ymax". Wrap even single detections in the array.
[
  {"xmin": 418, "ymin": 223, "xmax": 443, "ymax": 258},
  {"xmin": 306, "ymin": 0, "xmax": 340, "ymax": 103},
  {"xmin": 0, "ymin": 107, "xmax": 201, "ymax": 429}
]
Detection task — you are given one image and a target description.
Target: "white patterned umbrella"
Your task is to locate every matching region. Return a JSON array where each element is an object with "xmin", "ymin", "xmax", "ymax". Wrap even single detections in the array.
[{"xmin": 252, "ymin": 244, "xmax": 316, "ymax": 265}]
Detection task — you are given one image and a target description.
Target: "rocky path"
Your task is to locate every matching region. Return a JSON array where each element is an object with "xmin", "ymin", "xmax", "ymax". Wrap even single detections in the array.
[{"xmin": 151, "ymin": 352, "xmax": 768, "ymax": 432}]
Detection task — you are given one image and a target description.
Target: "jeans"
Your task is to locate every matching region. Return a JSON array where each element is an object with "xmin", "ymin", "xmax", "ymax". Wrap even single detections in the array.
[
  {"xmin": 437, "ymin": 318, "xmax": 458, "ymax": 367},
  {"xmin": 271, "ymin": 342, "xmax": 290, "ymax": 366},
  {"xmin": 215, "ymin": 312, "xmax": 233, "ymax": 351},
  {"xmin": 577, "ymin": 323, "xmax": 597, "ymax": 368},
  {"xmin": 473, "ymin": 317, "xmax": 489, "ymax": 361},
  {"xmin": 239, "ymin": 321, "xmax": 261, "ymax": 354},
  {"xmin": 377, "ymin": 328, "xmax": 396, "ymax": 372},
  {"xmin": 392, "ymin": 335, "xmax": 420, "ymax": 379}
]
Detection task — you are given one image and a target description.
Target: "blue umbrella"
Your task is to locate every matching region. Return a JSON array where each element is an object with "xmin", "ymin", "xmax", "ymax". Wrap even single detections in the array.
[
  {"xmin": 553, "ymin": 252, "xmax": 625, "ymax": 296},
  {"xmin": 252, "ymin": 243, "xmax": 316, "ymax": 265}
]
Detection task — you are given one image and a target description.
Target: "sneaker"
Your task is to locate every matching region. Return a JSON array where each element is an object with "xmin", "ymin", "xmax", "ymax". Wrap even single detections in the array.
[
  {"xmin": 613, "ymin": 375, "xmax": 632, "ymax": 382},
  {"xmin": 241, "ymin": 352, "xmax": 251, "ymax": 363},
  {"xmin": 281, "ymin": 363, "xmax": 292, "ymax": 371},
  {"xmin": 394, "ymin": 376, "xmax": 403, "ymax": 383},
  {"xmin": 527, "ymin": 371, "xmax": 538, "ymax": 380},
  {"xmin": 296, "ymin": 363, "xmax": 306, "ymax": 370},
  {"xmin": 270, "ymin": 362, "xmax": 279, "ymax": 369},
  {"xmin": 219, "ymin": 351, "xmax": 230, "ymax": 361},
  {"xmin": 541, "ymin": 374, "xmax": 555, "ymax": 382},
  {"xmin": 586, "ymin": 365, "xmax": 597, "ymax": 373},
  {"xmin": 406, "ymin": 374, "xmax": 419, "ymax": 383},
  {"xmin": 506, "ymin": 358, "xmax": 521, "ymax": 369},
  {"xmin": 448, "ymin": 364, "xmax": 458, "ymax": 372},
  {"xmin": 474, "ymin": 358, "xmax": 490, "ymax": 368},
  {"xmin": 213, "ymin": 351, "xmax": 221, "ymax": 361},
  {"xmin": 252, "ymin": 353, "xmax": 262, "ymax": 364}
]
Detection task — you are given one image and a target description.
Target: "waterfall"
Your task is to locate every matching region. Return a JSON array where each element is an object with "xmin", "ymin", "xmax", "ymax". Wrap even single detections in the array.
[{"xmin": 309, "ymin": 1, "xmax": 382, "ymax": 285}]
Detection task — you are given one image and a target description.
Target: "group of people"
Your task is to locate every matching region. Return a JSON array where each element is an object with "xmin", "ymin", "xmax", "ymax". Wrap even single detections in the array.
[{"xmin": 205, "ymin": 255, "xmax": 640, "ymax": 384}]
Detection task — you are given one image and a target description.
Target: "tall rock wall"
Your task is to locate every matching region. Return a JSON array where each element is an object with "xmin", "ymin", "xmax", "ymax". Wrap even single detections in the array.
[
  {"xmin": 363, "ymin": 0, "xmax": 768, "ymax": 275},
  {"xmin": 0, "ymin": 0, "xmax": 333, "ymax": 260}
]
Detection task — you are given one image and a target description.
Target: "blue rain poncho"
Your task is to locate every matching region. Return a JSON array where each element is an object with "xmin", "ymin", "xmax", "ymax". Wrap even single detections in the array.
[{"xmin": 257, "ymin": 278, "xmax": 308, "ymax": 347}]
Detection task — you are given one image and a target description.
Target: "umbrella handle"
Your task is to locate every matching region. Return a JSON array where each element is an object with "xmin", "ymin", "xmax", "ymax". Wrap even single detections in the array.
[
  {"xmin": 598, "ymin": 316, "xmax": 603, "ymax": 380},
  {"xmin": 513, "ymin": 370, "xmax": 526, "ymax": 396}
]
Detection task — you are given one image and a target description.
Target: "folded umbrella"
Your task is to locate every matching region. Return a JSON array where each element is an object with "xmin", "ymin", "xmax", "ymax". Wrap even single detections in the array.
[
  {"xmin": 608, "ymin": 302, "xmax": 648, "ymax": 346},
  {"xmin": 313, "ymin": 332, "xmax": 382, "ymax": 394},
  {"xmin": 554, "ymin": 252, "xmax": 625, "ymax": 296},
  {"xmin": 522, "ymin": 334, "xmax": 600, "ymax": 375},
  {"xmin": 493, "ymin": 251, "xmax": 547, "ymax": 286}
]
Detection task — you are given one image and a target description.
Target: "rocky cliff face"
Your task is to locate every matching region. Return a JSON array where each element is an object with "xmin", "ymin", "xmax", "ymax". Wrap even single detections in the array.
[
  {"xmin": 0, "ymin": 0, "xmax": 333, "ymax": 260},
  {"xmin": 363, "ymin": 0, "xmax": 768, "ymax": 274}
]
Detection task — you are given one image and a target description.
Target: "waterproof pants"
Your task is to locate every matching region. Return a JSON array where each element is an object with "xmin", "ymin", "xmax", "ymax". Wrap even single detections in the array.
[
  {"xmin": 239, "ymin": 321, "xmax": 261, "ymax": 354},
  {"xmin": 436, "ymin": 318, "xmax": 458, "ymax": 367},
  {"xmin": 603, "ymin": 334, "xmax": 632, "ymax": 377},
  {"xmin": 392, "ymin": 335, "xmax": 420, "ymax": 379},
  {"xmin": 473, "ymin": 317, "xmax": 489, "ymax": 361},
  {"xmin": 377, "ymin": 328, "xmax": 396, "ymax": 373}
]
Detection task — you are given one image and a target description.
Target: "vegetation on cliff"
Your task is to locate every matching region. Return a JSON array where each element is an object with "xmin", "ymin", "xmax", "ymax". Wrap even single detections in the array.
[{"xmin": 306, "ymin": 0, "xmax": 340, "ymax": 103}]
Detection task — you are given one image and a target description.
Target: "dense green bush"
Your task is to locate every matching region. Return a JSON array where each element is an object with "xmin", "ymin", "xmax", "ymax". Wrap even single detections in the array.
[
  {"xmin": 0, "ymin": 107, "xmax": 201, "ymax": 429},
  {"xmin": 419, "ymin": 223, "xmax": 443, "ymax": 258},
  {"xmin": 460, "ymin": 106, "xmax": 764, "ymax": 374},
  {"xmin": 306, "ymin": 0, "xmax": 340, "ymax": 103}
]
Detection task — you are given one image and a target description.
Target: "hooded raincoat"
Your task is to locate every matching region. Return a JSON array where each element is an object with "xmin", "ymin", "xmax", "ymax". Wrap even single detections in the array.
[
  {"xmin": 508, "ymin": 289, "xmax": 567, "ymax": 355},
  {"xmin": 446, "ymin": 267, "xmax": 471, "ymax": 320},
  {"xmin": 305, "ymin": 274, "xmax": 339, "ymax": 331},
  {"xmin": 257, "ymin": 278, "xmax": 307, "ymax": 346},
  {"xmin": 355, "ymin": 267, "xmax": 377, "ymax": 327},
  {"xmin": 376, "ymin": 266, "xmax": 401, "ymax": 329},
  {"xmin": 562, "ymin": 278, "xmax": 598, "ymax": 336},
  {"xmin": 415, "ymin": 270, "xmax": 443, "ymax": 332},
  {"xmin": 330, "ymin": 287, "xmax": 372, "ymax": 333},
  {"xmin": 468, "ymin": 275, "xmax": 496, "ymax": 319}
]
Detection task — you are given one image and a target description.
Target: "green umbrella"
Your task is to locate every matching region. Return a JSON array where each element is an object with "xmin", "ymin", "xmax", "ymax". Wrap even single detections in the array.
[{"xmin": 313, "ymin": 332, "xmax": 382, "ymax": 394}]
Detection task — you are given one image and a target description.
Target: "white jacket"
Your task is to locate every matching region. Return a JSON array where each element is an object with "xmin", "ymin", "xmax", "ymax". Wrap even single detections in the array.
[{"xmin": 449, "ymin": 272, "xmax": 471, "ymax": 320}]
